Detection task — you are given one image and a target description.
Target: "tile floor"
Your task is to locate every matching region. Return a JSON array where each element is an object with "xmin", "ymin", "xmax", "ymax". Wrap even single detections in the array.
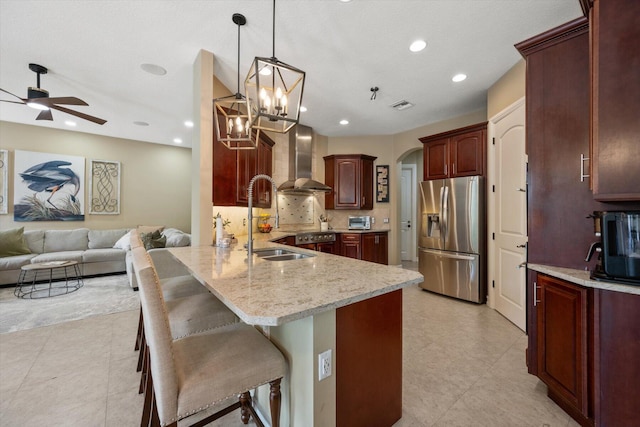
[{"xmin": 0, "ymin": 269, "xmax": 579, "ymax": 427}]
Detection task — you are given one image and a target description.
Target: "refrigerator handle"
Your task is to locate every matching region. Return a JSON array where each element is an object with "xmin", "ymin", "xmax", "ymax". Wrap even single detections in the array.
[{"xmin": 441, "ymin": 185, "xmax": 449, "ymax": 241}]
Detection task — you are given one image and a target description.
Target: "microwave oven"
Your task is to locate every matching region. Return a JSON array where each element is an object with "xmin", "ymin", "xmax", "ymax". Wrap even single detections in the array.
[{"xmin": 348, "ymin": 215, "xmax": 371, "ymax": 230}]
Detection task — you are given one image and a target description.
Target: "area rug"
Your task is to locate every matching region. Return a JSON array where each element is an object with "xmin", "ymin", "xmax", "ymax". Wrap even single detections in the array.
[{"xmin": 0, "ymin": 274, "xmax": 139, "ymax": 334}]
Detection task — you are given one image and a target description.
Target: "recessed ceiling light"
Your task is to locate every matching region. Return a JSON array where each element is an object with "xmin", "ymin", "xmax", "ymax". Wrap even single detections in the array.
[
  {"xmin": 184, "ymin": 120, "xmax": 194, "ymax": 128},
  {"xmin": 140, "ymin": 63, "xmax": 167, "ymax": 76},
  {"xmin": 340, "ymin": 119, "xmax": 349, "ymax": 125},
  {"xmin": 300, "ymin": 106, "xmax": 307, "ymax": 113},
  {"xmin": 173, "ymin": 138, "xmax": 183, "ymax": 144},
  {"xmin": 133, "ymin": 121, "xmax": 149, "ymax": 126},
  {"xmin": 339, "ymin": 0, "xmax": 353, "ymax": 3},
  {"xmin": 452, "ymin": 73, "xmax": 467, "ymax": 82},
  {"xmin": 64, "ymin": 120, "xmax": 77, "ymax": 127},
  {"xmin": 409, "ymin": 40, "xmax": 427, "ymax": 52}
]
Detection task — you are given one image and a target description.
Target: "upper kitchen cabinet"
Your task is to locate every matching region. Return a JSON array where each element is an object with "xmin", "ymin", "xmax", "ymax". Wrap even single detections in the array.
[
  {"xmin": 516, "ymin": 18, "xmax": 595, "ymax": 270},
  {"xmin": 324, "ymin": 154, "xmax": 377, "ymax": 210},
  {"xmin": 212, "ymin": 125, "xmax": 275, "ymax": 208},
  {"xmin": 590, "ymin": 0, "xmax": 640, "ymax": 201},
  {"xmin": 419, "ymin": 122, "xmax": 487, "ymax": 180}
]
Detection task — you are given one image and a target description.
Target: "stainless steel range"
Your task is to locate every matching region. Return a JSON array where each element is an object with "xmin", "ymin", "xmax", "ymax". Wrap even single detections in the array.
[{"xmin": 295, "ymin": 231, "xmax": 336, "ymax": 244}]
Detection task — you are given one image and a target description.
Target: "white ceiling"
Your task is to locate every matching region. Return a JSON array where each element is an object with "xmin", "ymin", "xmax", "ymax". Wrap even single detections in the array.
[{"xmin": 0, "ymin": 0, "xmax": 582, "ymax": 148}]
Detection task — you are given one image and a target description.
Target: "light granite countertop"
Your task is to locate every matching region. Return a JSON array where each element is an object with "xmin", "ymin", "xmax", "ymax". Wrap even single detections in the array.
[
  {"xmin": 168, "ymin": 235, "xmax": 423, "ymax": 326},
  {"xmin": 527, "ymin": 263, "xmax": 640, "ymax": 295}
]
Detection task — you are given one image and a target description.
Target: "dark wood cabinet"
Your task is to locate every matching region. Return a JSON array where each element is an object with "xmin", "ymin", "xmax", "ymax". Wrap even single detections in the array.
[
  {"xmin": 590, "ymin": 0, "xmax": 640, "ymax": 201},
  {"xmin": 324, "ymin": 155, "xmax": 377, "ymax": 210},
  {"xmin": 340, "ymin": 232, "xmax": 388, "ymax": 265},
  {"xmin": 212, "ymin": 129, "xmax": 275, "ymax": 208},
  {"xmin": 361, "ymin": 232, "xmax": 388, "ymax": 265},
  {"xmin": 594, "ymin": 289, "xmax": 640, "ymax": 426},
  {"xmin": 535, "ymin": 274, "xmax": 592, "ymax": 424},
  {"xmin": 340, "ymin": 233, "xmax": 361, "ymax": 260},
  {"xmin": 419, "ymin": 123, "xmax": 486, "ymax": 180},
  {"xmin": 316, "ymin": 241, "xmax": 337, "ymax": 254}
]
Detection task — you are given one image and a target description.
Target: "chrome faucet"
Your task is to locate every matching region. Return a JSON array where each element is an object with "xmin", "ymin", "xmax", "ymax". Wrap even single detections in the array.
[{"xmin": 247, "ymin": 174, "xmax": 279, "ymax": 257}]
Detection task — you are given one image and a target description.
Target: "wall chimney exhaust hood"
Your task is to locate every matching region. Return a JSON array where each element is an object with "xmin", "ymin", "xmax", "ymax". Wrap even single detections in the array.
[{"xmin": 277, "ymin": 124, "xmax": 332, "ymax": 193}]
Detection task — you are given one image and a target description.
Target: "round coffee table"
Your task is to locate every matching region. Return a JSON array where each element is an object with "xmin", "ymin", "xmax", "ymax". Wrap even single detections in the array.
[{"xmin": 15, "ymin": 260, "xmax": 84, "ymax": 299}]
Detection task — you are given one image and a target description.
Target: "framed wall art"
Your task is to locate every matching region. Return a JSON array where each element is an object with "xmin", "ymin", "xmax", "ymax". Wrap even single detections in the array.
[
  {"xmin": 376, "ymin": 164, "xmax": 389, "ymax": 203},
  {"xmin": 89, "ymin": 159, "xmax": 121, "ymax": 214},
  {"xmin": 0, "ymin": 150, "xmax": 8, "ymax": 214},
  {"xmin": 14, "ymin": 150, "xmax": 85, "ymax": 221}
]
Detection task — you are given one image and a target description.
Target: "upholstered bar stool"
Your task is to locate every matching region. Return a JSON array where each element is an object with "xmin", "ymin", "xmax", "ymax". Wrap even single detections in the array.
[
  {"xmin": 130, "ymin": 230, "xmax": 238, "ymax": 391},
  {"xmin": 133, "ymin": 247, "xmax": 287, "ymax": 427}
]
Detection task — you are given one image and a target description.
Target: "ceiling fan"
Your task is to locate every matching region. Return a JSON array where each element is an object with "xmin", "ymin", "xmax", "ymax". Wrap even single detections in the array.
[{"xmin": 0, "ymin": 63, "xmax": 107, "ymax": 125}]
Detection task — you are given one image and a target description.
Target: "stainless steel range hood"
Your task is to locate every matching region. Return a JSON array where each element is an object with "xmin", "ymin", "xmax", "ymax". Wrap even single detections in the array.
[{"xmin": 277, "ymin": 124, "xmax": 332, "ymax": 193}]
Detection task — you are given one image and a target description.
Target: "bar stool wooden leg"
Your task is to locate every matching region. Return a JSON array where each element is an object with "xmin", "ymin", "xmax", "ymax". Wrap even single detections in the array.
[
  {"xmin": 270, "ymin": 378, "xmax": 282, "ymax": 427},
  {"xmin": 137, "ymin": 328, "xmax": 146, "ymax": 372},
  {"xmin": 135, "ymin": 307, "xmax": 143, "ymax": 351},
  {"xmin": 240, "ymin": 391, "xmax": 251, "ymax": 424},
  {"xmin": 139, "ymin": 344, "xmax": 148, "ymax": 394},
  {"xmin": 140, "ymin": 363, "xmax": 153, "ymax": 427}
]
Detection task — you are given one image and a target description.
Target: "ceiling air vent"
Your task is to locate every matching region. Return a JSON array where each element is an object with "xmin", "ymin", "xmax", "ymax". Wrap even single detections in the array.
[{"xmin": 390, "ymin": 100, "xmax": 414, "ymax": 111}]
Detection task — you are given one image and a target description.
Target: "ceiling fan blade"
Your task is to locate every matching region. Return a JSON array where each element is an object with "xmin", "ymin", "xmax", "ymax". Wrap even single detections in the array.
[
  {"xmin": 0, "ymin": 99, "xmax": 26, "ymax": 105},
  {"xmin": 36, "ymin": 109, "xmax": 53, "ymax": 121},
  {"xmin": 0, "ymin": 88, "xmax": 26, "ymax": 103},
  {"xmin": 38, "ymin": 96, "xmax": 89, "ymax": 106},
  {"xmin": 48, "ymin": 104, "xmax": 107, "ymax": 125}
]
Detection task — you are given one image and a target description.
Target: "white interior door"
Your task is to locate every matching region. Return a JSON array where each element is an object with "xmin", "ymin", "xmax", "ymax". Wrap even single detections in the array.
[
  {"xmin": 400, "ymin": 165, "xmax": 416, "ymax": 261},
  {"xmin": 491, "ymin": 100, "xmax": 527, "ymax": 331}
]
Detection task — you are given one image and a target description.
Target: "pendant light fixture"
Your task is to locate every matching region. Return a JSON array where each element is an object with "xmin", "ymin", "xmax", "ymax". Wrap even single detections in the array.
[
  {"xmin": 213, "ymin": 13, "xmax": 258, "ymax": 150},
  {"xmin": 244, "ymin": 0, "xmax": 305, "ymax": 134}
]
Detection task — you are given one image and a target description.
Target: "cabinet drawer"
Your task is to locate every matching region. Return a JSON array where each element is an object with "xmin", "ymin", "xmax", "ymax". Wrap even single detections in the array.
[{"xmin": 340, "ymin": 233, "xmax": 361, "ymax": 243}]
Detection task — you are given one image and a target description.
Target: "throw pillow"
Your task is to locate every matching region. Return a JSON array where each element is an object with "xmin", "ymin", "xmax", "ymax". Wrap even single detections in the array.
[
  {"xmin": 140, "ymin": 230, "xmax": 166, "ymax": 250},
  {"xmin": 137, "ymin": 225, "xmax": 165, "ymax": 235},
  {"xmin": 0, "ymin": 227, "xmax": 32, "ymax": 258},
  {"xmin": 113, "ymin": 231, "xmax": 132, "ymax": 251}
]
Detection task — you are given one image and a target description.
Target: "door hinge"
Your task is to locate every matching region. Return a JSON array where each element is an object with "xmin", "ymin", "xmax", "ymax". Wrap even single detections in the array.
[
  {"xmin": 492, "ymin": 233, "xmax": 495, "ymax": 240},
  {"xmin": 492, "ymin": 185, "xmax": 495, "ymax": 193},
  {"xmin": 492, "ymin": 280, "xmax": 495, "ymax": 288},
  {"xmin": 492, "ymin": 137, "xmax": 495, "ymax": 145}
]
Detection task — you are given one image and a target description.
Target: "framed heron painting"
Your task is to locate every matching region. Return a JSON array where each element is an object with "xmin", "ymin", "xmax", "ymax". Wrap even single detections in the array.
[{"xmin": 14, "ymin": 150, "xmax": 85, "ymax": 221}]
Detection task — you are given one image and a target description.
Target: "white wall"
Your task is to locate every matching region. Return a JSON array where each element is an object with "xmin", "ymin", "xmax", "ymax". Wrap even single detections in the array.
[{"xmin": 0, "ymin": 121, "xmax": 192, "ymax": 232}]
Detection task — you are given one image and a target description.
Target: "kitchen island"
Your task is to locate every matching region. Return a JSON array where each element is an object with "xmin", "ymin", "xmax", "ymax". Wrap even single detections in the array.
[{"xmin": 168, "ymin": 237, "xmax": 423, "ymax": 427}]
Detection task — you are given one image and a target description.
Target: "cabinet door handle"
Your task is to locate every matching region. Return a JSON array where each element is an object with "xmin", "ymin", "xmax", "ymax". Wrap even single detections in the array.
[
  {"xmin": 533, "ymin": 281, "xmax": 540, "ymax": 307},
  {"xmin": 362, "ymin": 196, "xmax": 365, "ymax": 206},
  {"xmin": 517, "ymin": 244, "xmax": 527, "ymax": 248},
  {"xmin": 453, "ymin": 163, "xmax": 456, "ymax": 175},
  {"xmin": 444, "ymin": 164, "xmax": 448, "ymax": 175},
  {"xmin": 517, "ymin": 187, "xmax": 526, "ymax": 192},
  {"xmin": 580, "ymin": 153, "xmax": 590, "ymax": 183}
]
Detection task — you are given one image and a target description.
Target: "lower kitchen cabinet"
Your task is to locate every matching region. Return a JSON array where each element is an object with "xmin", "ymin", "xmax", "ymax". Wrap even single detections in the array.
[
  {"xmin": 340, "ymin": 232, "xmax": 388, "ymax": 265},
  {"xmin": 529, "ymin": 272, "xmax": 640, "ymax": 426},
  {"xmin": 535, "ymin": 274, "xmax": 592, "ymax": 424},
  {"xmin": 594, "ymin": 289, "xmax": 640, "ymax": 426},
  {"xmin": 340, "ymin": 233, "xmax": 361, "ymax": 260},
  {"xmin": 361, "ymin": 232, "xmax": 388, "ymax": 265}
]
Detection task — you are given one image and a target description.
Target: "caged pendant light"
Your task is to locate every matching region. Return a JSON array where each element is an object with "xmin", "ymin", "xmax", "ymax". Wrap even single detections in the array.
[
  {"xmin": 213, "ymin": 13, "xmax": 258, "ymax": 150},
  {"xmin": 244, "ymin": 0, "xmax": 305, "ymax": 134}
]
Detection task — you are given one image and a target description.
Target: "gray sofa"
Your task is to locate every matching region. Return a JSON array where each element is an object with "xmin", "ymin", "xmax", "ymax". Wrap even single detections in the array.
[{"xmin": 0, "ymin": 227, "xmax": 191, "ymax": 288}]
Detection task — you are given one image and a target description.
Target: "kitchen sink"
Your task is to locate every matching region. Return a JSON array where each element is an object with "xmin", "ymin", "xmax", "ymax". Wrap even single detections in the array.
[
  {"xmin": 261, "ymin": 253, "xmax": 314, "ymax": 261},
  {"xmin": 254, "ymin": 248, "xmax": 293, "ymax": 257},
  {"xmin": 254, "ymin": 247, "xmax": 315, "ymax": 261}
]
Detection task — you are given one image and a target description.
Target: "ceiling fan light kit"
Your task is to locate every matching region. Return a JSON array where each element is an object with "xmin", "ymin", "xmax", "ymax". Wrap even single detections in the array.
[
  {"xmin": 213, "ymin": 13, "xmax": 259, "ymax": 150},
  {"xmin": 244, "ymin": 0, "xmax": 305, "ymax": 135}
]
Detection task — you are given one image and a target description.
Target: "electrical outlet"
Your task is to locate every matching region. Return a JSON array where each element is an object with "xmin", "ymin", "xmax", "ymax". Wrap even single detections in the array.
[
  {"xmin": 383, "ymin": 218, "xmax": 389, "ymax": 223},
  {"xmin": 318, "ymin": 349, "xmax": 332, "ymax": 381},
  {"xmin": 371, "ymin": 217, "xmax": 375, "ymax": 224}
]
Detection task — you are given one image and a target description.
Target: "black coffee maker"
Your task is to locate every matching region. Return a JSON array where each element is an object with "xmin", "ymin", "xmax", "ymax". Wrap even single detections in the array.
[{"xmin": 586, "ymin": 211, "xmax": 640, "ymax": 285}]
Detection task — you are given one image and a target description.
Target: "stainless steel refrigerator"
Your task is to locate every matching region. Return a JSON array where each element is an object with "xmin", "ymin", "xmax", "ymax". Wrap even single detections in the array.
[{"xmin": 418, "ymin": 176, "xmax": 485, "ymax": 303}]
